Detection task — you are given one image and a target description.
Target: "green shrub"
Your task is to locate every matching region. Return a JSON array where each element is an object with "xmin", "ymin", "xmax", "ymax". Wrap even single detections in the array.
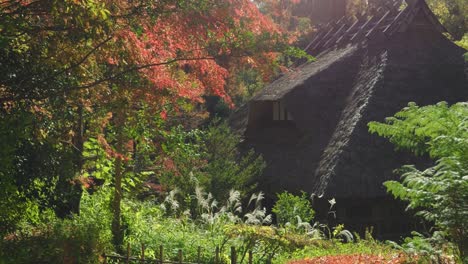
[
  {"xmin": 203, "ymin": 121, "xmax": 265, "ymax": 201},
  {"xmin": 369, "ymin": 102, "xmax": 468, "ymax": 261},
  {"xmin": 157, "ymin": 122, "xmax": 265, "ymax": 212},
  {"xmin": 122, "ymin": 202, "xmax": 228, "ymax": 262},
  {"xmin": 272, "ymin": 192, "xmax": 315, "ymax": 227},
  {"xmin": 0, "ymin": 188, "xmax": 113, "ymax": 263}
]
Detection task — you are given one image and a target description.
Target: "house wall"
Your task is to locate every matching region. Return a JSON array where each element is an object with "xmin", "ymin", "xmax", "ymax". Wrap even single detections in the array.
[
  {"xmin": 246, "ymin": 101, "xmax": 273, "ymax": 131},
  {"xmin": 244, "ymin": 50, "xmax": 363, "ymax": 202},
  {"xmin": 314, "ymin": 12, "xmax": 467, "ymax": 238},
  {"xmin": 239, "ymin": 5, "xmax": 467, "ymax": 238},
  {"xmin": 313, "ymin": 197, "xmax": 422, "ymax": 240},
  {"xmin": 320, "ymin": 10, "xmax": 467, "ymax": 198}
]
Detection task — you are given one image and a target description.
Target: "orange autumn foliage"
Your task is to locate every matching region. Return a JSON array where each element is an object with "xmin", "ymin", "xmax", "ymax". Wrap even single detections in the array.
[
  {"xmin": 106, "ymin": 0, "xmax": 284, "ymax": 107},
  {"xmin": 0, "ymin": 0, "xmax": 300, "ymax": 160}
]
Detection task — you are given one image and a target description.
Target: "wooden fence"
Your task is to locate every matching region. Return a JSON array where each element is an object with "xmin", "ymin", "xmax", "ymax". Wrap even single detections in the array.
[{"xmin": 104, "ymin": 244, "xmax": 257, "ymax": 264}]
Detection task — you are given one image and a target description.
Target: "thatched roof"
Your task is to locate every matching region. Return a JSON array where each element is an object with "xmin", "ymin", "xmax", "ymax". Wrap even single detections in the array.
[
  {"xmin": 254, "ymin": 46, "xmax": 357, "ymax": 101},
  {"xmin": 305, "ymin": 0, "xmax": 446, "ymax": 56},
  {"xmin": 231, "ymin": 0, "xmax": 468, "ymax": 199}
]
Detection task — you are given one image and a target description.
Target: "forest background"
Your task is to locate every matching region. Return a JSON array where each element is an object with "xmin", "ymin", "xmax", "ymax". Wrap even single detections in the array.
[{"xmin": 0, "ymin": 0, "xmax": 466, "ymax": 263}]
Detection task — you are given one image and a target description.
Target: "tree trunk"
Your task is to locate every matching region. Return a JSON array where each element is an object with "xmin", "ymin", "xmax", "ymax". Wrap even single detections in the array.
[
  {"xmin": 56, "ymin": 104, "xmax": 85, "ymax": 218},
  {"xmin": 111, "ymin": 108, "xmax": 126, "ymax": 251},
  {"xmin": 72, "ymin": 104, "xmax": 85, "ymax": 214},
  {"xmin": 458, "ymin": 237, "xmax": 468, "ymax": 263}
]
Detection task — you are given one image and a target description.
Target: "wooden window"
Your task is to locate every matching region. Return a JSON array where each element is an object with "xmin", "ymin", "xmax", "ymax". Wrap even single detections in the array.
[{"xmin": 272, "ymin": 101, "xmax": 293, "ymax": 121}]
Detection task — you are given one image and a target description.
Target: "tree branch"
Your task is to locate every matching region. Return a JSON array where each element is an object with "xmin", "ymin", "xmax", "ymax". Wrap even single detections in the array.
[
  {"xmin": 74, "ymin": 56, "xmax": 216, "ymax": 90},
  {"xmin": 40, "ymin": 36, "xmax": 113, "ymax": 84},
  {"xmin": 0, "ymin": 56, "xmax": 216, "ymax": 103}
]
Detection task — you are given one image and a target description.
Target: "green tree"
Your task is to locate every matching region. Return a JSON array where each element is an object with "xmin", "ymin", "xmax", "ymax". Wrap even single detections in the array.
[
  {"xmin": 204, "ymin": 121, "xmax": 265, "ymax": 200},
  {"xmin": 157, "ymin": 121, "xmax": 265, "ymax": 210},
  {"xmin": 272, "ymin": 192, "xmax": 315, "ymax": 227},
  {"xmin": 368, "ymin": 102, "xmax": 468, "ymax": 261},
  {"xmin": 427, "ymin": 0, "xmax": 467, "ymax": 40},
  {"xmin": 0, "ymin": 0, "xmax": 309, "ymax": 252}
]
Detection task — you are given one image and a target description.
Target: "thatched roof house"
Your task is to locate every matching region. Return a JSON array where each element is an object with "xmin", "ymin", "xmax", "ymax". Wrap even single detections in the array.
[{"xmin": 231, "ymin": 0, "xmax": 467, "ymax": 237}]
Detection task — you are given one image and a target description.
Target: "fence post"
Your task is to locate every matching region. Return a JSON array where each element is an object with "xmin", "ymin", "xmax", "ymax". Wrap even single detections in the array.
[
  {"xmin": 141, "ymin": 244, "xmax": 145, "ymax": 264},
  {"xmin": 178, "ymin": 249, "xmax": 183, "ymax": 264},
  {"xmin": 248, "ymin": 250, "xmax": 253, "ymax": 264},
  {"xmin": 215, "ymin": 246, "xmax": 220, "ymax": 264},
  {"xmin": 126, "ymin": 243, "xmax": 131, "ymax": 264},
  {"xmin": 159, "ymin": 245, "xmax": 164, "ymax": 264},
  {"xmin": 230, "ymin": 247, "xmax": 236, "ymax": 264}
]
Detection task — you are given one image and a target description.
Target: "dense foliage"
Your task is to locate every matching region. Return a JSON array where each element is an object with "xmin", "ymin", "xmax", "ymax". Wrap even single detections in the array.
[
  {"xmin": 158, "ymin": 122, "xmax": 264, "ymax": 202},
  {"xmin": 0, "ymin": 0, "xmax": 312, "ymax": 251},
  {"xmin": 369, "ymin": 102, "xmax": 468, "ymax": 262},
  {"xmin": 1, "ymin": 185, "xmax": 411, "ymax": 264},
  {"xmin": 272, "ymin": 192, "xmax": 315, "ymax": 227},
  {"xmin": 0, "ymin": 188, "xmax": 113, "ymax": 263}
]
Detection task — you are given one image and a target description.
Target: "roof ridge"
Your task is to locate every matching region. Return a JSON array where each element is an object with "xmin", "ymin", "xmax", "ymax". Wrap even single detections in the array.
[
  {"xmin": 304, "ymin": 0, "xmax": 446, "ymax": 55},
  {"xmin": 384, "ymin": 0, "xmax": 447, "ymax": 37}
]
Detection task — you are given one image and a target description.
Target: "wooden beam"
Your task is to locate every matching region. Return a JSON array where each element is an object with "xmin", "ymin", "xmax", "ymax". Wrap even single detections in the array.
[
  {"xmin": 383, "ymin": 7, "xmax": 409, "ymax": 36},
  {"xmin": 350, "ymin": 15, "xmax": 376, "ymax": 42},
  {"xmin": 336, "ymin": 19, "xmax": 361, "ymax": 45},
  {"xmin": 311, "ymin": 16, "xmax": 346, "ymax": 52},
  {"xmin": 366, "ymin": 10, "xmax": 392, "ymax": 39},
  {"xmin": 305, "ymin": 30, "xmax": 327, "ymax": 52},
  {"xmin": 323, "ymin": 23, "xmax": 348, "ymax": 49},
  {"xmin": 312, "ymin": 25, "xmax": 337, "ymax": 52}
]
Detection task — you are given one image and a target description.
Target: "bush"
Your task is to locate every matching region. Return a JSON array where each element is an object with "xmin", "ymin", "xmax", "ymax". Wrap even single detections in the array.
[
  {"xmin": 123, "ymin": 201, "xmax": 228, "ymax": 262},
  {"xmin": 369, "ymin": 102, "xmax": 468, "ymax": 261},
  {"xmin": 157, "ymin": 121, "xmax": 265, "ymax": 212},
  {"xmin": 272, "ymin": 192, "xmax": 315, "ymax": 227},
  {"xmin": 0, "ymin": 188, "xmax": 113, "ymax": 263},
  {"xmin": 203, "ymin": 121, "xmax": 265, "ymax": 201}
]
